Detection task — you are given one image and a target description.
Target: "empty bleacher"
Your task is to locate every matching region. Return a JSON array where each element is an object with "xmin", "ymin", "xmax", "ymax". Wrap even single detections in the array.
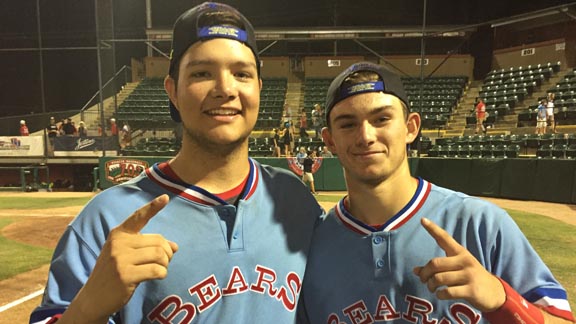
[
  {"xmin": 256, "ymin": 78, "xmax": 287, "ymax": 130},
  {"xmin": 403, "ymin": 76, "xmax": 468, "ymax": 130},
  {"xmin": 422, "ymin": 133, "xmax": 576, "ymax": 159},
  {"xmin": 115, "ymin": 78, "xmax": 173, "ymax": 129}
]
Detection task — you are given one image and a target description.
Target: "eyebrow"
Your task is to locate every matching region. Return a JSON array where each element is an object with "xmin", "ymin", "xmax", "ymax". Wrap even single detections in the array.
[
  {"xmin": 332, "ymin": 105, "xmax": 394, "ymax": 124},
  {"xmin": 184, "ymin": 59, "xmax": 257, "ymax": 70}
]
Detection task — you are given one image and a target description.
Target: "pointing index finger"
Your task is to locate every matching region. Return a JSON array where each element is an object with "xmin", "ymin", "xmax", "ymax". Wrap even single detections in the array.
[
  {"xmin": 421, "ymin": 218, "xmax": 464, "ymax": 256},
  {"xmin": 119, "ymin": 194, "xmax": 169, "ymax": 234}
]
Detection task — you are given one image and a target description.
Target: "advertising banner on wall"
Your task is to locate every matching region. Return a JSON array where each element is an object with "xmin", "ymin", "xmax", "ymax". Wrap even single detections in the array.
[
  {"xmin": 0, "ymin": 136, "xmax": 45, "ymax": 157},
  {"xmin": 54, "ymin": 136, "xmax": 119, "ymax": 152}
]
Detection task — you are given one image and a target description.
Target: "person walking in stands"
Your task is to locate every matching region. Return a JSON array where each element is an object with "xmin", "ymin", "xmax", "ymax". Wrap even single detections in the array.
[
  {"xmin": 475, "ymin": 97, "xmax": 486, "ymax": 135},
  {"xmin": 30, "ymin": 3, "xmax": 323, "ymax": 323},
  {"xmin": 297, "ymin": 62, "xmax": 574, "ymax": 324},
  {"xmin": 536, "ymin": 99, "xmax": 547, "ymax": 135},
  {"xmin": 19, "ymin": 120, "xmax": 30, "ymax": 136}
]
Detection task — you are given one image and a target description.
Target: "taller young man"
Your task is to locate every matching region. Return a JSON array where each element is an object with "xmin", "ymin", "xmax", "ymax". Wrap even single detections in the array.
[
  {"xmin": 30, "ymin": 3, "xmax": 322, "ymax": 323},
  {"xmin": 298, "ymin": 62, "xmax": 574, "ymax": 324}
]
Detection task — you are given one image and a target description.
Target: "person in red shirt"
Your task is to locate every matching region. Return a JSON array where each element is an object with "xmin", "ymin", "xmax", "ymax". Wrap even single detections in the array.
[
  {"xmin": 475, "ymin": 97, "xmax": 486, "ymax": 135},
  {"xmin": 19, "ymin": 120, "xmax": 30, "ymax": 136},
  {"xmin": 110, "ymin": 118, "xmax": 118, "ymax": 136}
]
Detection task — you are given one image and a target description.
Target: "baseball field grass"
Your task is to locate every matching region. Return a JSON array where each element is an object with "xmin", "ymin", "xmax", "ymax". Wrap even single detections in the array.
[{"xmin": 0, "ymin": 194, "xmax": 574, "ymax": 314}]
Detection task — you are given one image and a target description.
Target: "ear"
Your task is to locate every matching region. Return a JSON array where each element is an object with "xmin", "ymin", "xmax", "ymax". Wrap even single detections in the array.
[
  {"xmin": 321, "ymin": 127, "xmax": 337, "ymax": 154},
  {"xmin": 165, "ymin": 75, "xmax": 178, "ymax": 108},
  {"xmin": 406, "ymin": 112, "xmax": 421, "ymax": 144}
]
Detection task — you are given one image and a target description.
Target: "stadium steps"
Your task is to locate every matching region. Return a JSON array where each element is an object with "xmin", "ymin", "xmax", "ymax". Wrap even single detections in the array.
[
  {"xmin": 445, "ymin": 80, "xmax": 483, "ymax": 136},
  {"xmin": 88, "ymin": 82, "xmax": 139, "ymax": 131},
  {"xmin": 284, "ymin": 81, "xmax": 303, "ymax": 120}
]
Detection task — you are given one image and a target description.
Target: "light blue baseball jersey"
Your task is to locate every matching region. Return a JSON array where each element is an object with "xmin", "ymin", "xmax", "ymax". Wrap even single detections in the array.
[
  {"xmin": 31, "ymin": 158, "xmax": 323, "ymax": 324},
  {"xmin": 298, "ymin": 178, "xmax": 573, "ymax": 324}
]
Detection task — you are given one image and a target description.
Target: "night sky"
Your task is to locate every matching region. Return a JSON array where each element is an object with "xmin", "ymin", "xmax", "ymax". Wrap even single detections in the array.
[{"xmin": 0, "ymin": 0, "xmax": 571, "ymax": 117}]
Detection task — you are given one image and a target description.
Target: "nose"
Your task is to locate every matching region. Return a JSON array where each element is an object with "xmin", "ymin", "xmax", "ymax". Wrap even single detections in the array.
[
  {"xmin": 355, "ymin": 121, "xmax": 376, "ymax": 147},
  {"xmin": 211, "ymin": 71, "xmax": 237, "ymax": 99}
]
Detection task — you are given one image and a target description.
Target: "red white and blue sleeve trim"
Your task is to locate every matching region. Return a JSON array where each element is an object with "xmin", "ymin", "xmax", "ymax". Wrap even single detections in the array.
[
  {"xmin": 524, "ymin": 287, "xmax": 575, "ymax": 321},
  {"xmin": 30, "ymin": 309, "xmax": 115, "ymax": 324},
  {"xmin": 335, "ymin": 177, "xmax": 431, "ymax": 235},
  {"xmin": 145, "ymin": 158, "xmax": 258, "ymax": 206}
]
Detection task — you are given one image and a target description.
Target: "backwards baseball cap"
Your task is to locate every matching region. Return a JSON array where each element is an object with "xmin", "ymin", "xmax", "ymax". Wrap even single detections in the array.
[
  {"xmin": 324, "ymin": 62, "xmax": 410, "ymax": 123},
  {"xmin": 167, "ymin": 2, "xmax": 260, "ymax": 122}
]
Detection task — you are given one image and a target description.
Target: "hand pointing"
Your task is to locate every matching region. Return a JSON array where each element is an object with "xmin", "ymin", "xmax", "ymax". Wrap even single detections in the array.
[
  {"xmin": 60, "ymin": 195, "xmax": 179, "ymax": 324},
  {"xmin": 413, "ymin": 218, "xmax": 505, "ymax": 312}
]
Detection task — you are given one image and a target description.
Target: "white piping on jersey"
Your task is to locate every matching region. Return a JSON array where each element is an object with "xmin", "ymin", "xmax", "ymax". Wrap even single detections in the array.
[
  {"xmin": 534, "ymin": 296, "xmax": 573, "ymax": 318},
  {"xmin": 145, "ymin": 158, "xmax": 258, "ymax": 206},
  {"xmin": 335, "ymin": 178, "xmax": 431, "ymax": 235}
]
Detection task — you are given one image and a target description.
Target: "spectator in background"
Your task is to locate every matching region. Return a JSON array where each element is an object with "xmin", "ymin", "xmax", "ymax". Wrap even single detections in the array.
[
  {"xmin": 77, "ymin": 121, "xmax": 88, "ymax": 138},
  {"xmin": 475, "ymin": 97, "xmax": 486, "ymax": 135},
  {"xmin": 119, "ymin": 123, "xmax": 131, "ymax": 148},
  {"xmin": 298, "ymin": 121, "xmax": 309, "ymax": 138},
  {"xmin": 320, "ymin": 146, "xmax": 334, "ymax": 158},
  {"xmin": 311, "ymin": 104, "xmax": 323, "ymax": 139},
  {"xmin": 47, "ymin": 117, "xmax": 58, "ymax": 155},
  {"xmin": 19, "ymin": 120, "xmax": 29, "ymax": 136},
  {"xmin": 71, "ymin": 121, "xmax": 78, "ymax": 136},
  {"xmin": 272, "ymin": 128, "xmax": 281, "ymax": 157},
  {"xmin": 47, "ymin": 117, "xmax": 58, "ymax": 138},
  {"xmin": 302, "ymin": 150, "xmax": 318, "ymax": 195},
  {"xmin": 535, "ymin": 99, "xmax": 547, "ymax": 135},
  {"xmin": 296, "ymin": 146, "xmax": 308, "ymax": 164},
  {"xmin": 62, "ymin": 118, "xmax": 76, "ymax": 136},
  {"xmin": 282, "ymin": 122, "xmax": 293, "ymax": 157},
  {"xmin": 281, "ymin": 103, "xmax": 291, "ymax": 126},
  {"xmin": 546, "ymin": 92, "xmax": 556, "ymax": 133},
  {"xmin": 110, "ymin": 118, "xmax": 118, "ymax": 136},
  {"xmin": 58, "ymin": 119, "xmax": 66, "ymax": 136},
  {"xmin": 300, "ymin": 108, "xmax": 308, "ymax": 130}
]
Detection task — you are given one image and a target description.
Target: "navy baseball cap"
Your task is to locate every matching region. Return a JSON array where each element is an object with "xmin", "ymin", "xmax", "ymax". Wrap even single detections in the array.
[
  {"xmin": 324, "ymin": 62, "xmax": 410, "ymax": 123},
  {"xmin": 167, "ymin": 2, "xmax": 260, "ymax": 122}
]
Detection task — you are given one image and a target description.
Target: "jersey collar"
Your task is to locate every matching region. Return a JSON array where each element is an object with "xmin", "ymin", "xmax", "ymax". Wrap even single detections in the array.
[
  {"xmin": 335, "ymin": 177, "xmax": 431, "ymax": 235},
  {"xmin": 145, "ymin": 158, "xmax": 259, "ymax": 206}
]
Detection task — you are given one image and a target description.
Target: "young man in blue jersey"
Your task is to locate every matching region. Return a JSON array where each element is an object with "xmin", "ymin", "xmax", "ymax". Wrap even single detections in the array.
[
  {"xmin": 30, "ymin": 3, "xmax": 322, "ymax": 324},
  {"xmin": 298, "ymin": 62, "xmax": 574, "ymax": 324}
]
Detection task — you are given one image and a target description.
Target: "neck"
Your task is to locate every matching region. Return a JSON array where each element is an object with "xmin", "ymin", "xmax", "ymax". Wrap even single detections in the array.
[
  {"xmin": 169, "ymin": 141, "xmax": 250, "ymax": 193},
  {"xmin": 345, "ymin": 168, "xmax": 418, "ymax": 225}
]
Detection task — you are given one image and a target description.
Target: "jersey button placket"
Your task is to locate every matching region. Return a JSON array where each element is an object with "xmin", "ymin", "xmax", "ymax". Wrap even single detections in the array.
[{"xmin": 372, "ymin": 234, "xmax": 388, "ymax": 275}]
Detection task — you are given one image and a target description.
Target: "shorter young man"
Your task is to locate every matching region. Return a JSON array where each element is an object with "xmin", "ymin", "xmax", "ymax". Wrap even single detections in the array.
[{"xmin": 298, "ymin": 62, "xmax": 574, "ymax": 324}]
